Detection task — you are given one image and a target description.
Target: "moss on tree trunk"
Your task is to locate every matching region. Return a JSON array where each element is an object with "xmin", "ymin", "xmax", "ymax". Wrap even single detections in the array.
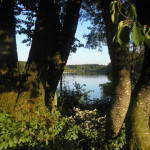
[{"xmin": 126, "ymin": 44, "xmax": 150, "ymax": 150}]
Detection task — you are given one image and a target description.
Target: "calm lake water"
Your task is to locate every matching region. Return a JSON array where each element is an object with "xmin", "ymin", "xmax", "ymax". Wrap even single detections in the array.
[{"xmin": 58, "ymin": 72, "xmax": 110, "ymax": 100}]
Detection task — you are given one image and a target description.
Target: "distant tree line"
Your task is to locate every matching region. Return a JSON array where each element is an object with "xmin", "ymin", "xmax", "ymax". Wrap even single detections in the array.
[
  {"xmin": 19, "ymin": 60, "xmax": 142, "ymax": 77},
  {"xmin": 19, "ymin": 62, "xmax": 111, "ymax": 74},
  {"xmin": 64, "ymin": 64, "xmax": 111, "ymax": 74}
]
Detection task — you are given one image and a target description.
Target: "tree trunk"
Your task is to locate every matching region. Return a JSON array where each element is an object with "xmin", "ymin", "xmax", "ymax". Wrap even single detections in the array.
[
  {"xmin": 0, "ymin": 0, "xmax": 19, "ymax": 112},
  {"xmin": 126, "ymin": 44, "xmax": 150, "ymax": 150},
  {"xmin": 100, "ymin": 0, "xmax": 131, "ymax": 138},
  {"xmin": 45, "ymin": 0, "xmax": 82, "ymax": 111},
  {"xmin": 126, "ymin": 1, "xmax": 150, "ymax": 149},
  {"xmin": 16, "ymin": 0, "xmax": 81, "ymax": 113},
  {"xmin": 15, "ymin": 0, "xmax": 59, "ymax": 112}
]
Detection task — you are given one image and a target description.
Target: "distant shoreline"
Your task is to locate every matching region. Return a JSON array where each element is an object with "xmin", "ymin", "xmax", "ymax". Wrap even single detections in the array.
[{"xmin": 18, "ymin": 61, "xmax": 111, "ymax": 75}]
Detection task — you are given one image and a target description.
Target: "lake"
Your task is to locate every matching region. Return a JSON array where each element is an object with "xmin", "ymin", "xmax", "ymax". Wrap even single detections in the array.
[{"xmin": 58, "ymin": 72, "xmax": 110, "ymax": 101}]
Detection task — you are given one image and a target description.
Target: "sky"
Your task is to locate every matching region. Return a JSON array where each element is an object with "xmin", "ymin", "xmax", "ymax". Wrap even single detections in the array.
[{"xmin": 16, "ymin": 20, "xmax": 110, "ymax": 65}]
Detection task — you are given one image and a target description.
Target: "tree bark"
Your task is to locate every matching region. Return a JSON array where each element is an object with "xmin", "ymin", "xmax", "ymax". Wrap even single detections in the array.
[
  {"xmin": 15, "ymin": 0, "xmax": 59, "ymax": 112},
  {"xmin": 126, "ymin": 1, "xmax": 150, "ymax": 149},
  {"xmin": 126, "ymin": 44, "xmax": 150, "ymax": 150},
  {"xmin": 45, "ymin": 0, "xmax": 82, "ymax": 111},
  {"xmin": 16, "ymin": 0, "xmax": 82, "ymax": 113},
  {"xmin": 0, "ymin": 0, "xmax": 19, "ymax": 112},
  {"xmin": 100, "ymin": 0, "xmax": 131, "ymax": 138}
]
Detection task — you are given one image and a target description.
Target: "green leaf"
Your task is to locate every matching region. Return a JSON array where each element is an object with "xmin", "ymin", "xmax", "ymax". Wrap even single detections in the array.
[
  {"xmin": 118, "ymin": 21, "xmax": 131, "ymax": 29},
  {"xmin": 46, "ymin": 140, "xmax": 49, "ymax": 146},
  {"xmin": 132, "ymin": 22, "xmax": 145, "ymax": 46},
  {"xmin": 110, "ymin": 1, "xmax": 119, "ymax": 24},
  {"xmin": 8, "ymin": 140, "xmax": 14, "ymax": 147},
  {"xmin": 6, "ymin": 118, "xmax": 12, "ymax": 124},
  {"xmin": 117, "ymin": 26, "xmax": 130, "ymax": 46},
  {"xmin": 145, "ymin": 28, "xmax": 150, "ymax": 39},
  {"xmin": 144, "ymin": 28, "xmax": 150, "ymax": 47},
  {"xmin": 126, "ymin": 2, "xmax": 137, "ymax": 19},
  {"xmin": 2, "ymin": 142, "xmax": 8, "ymax": 149},
  {"xmin": 24, "ymin": 130, "xmax": 29, "ymax": 136},
  {"xmin": 130, "ymin": 4, "xmax": 137, "ymax": 19},
  {"xmin": 39, "ymin": 130, "xmax": 44, "ymax": 137}
]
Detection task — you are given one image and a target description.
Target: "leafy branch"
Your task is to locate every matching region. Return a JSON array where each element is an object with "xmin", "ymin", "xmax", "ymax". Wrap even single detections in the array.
[{"xmin": 110, "ymin": 0, "xmax": 150, "ymax": 47}]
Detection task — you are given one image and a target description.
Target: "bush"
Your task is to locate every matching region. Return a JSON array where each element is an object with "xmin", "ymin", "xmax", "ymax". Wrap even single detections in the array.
[{"xmin": 0, "ymin": 107, "xmax": 127, "ymax": 150}]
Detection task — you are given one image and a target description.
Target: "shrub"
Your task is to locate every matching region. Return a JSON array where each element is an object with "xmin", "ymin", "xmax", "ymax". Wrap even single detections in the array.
[{"xmin": 0, "ymin": 107, "xmax": 126, "ymax": 150}]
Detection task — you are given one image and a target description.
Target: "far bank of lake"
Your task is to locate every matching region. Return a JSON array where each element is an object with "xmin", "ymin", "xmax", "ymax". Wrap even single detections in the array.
[{"xmin": 58, "ymin": 72, "xmax": 110, "ymax": 101}]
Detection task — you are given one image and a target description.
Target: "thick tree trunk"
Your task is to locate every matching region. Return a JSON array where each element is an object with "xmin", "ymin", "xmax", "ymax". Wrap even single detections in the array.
[
  {"xmin": 0, "ymin": 0, "xmax": 19, "ymax": 112},
  {"xmin": 100, "ymin": 0, "xmax": 131, "ymax": 138},
  {"xmin": 15, "ymin": 0, "xmax": 59, "ymax": 112},
  {"xmin": 126, "ymin": 44, "xmax": 150, "ymax": 150},
  {"xmin": 126, "ymin": 1, "xmax": 150, "ymax": 149},
  {"xmin": 15, "ymin": 0, "xmax": 81, "ymax": 113},
  {"xmin": 45, "ymin": 0, "xmax": 82, "ymax": 110}
]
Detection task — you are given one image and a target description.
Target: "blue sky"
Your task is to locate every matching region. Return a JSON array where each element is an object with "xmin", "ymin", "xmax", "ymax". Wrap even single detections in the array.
[{"xmin": 16, "ymin": 21, "xmax": 110, "ymax": 65}]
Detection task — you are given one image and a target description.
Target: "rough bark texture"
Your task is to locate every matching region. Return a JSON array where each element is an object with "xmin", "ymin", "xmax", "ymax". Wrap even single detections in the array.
[
  {"xmin": 100, "ymin": 0, "xmax": 131, "ymax": 138},
  {"xmin": 45, "ymin": 0, "xmax": 82, "ymax": 110},
  {"xmin": 0, "ymin": 0, "xmax": 19, "ymax": 112},
  {"xmin": 126, "ymin": 1, "xmax": 150, "ymax": 149},
  {"xmin": 16, "ymin": 0, "xmax": 82, "ymax": 113},
  {"xmin": 126, "ymin": 44, "xmax": 150, "ymax": 150},
  {"xmin": 15, "ymin": 0, "xmax": 58, "ymax": 111}
]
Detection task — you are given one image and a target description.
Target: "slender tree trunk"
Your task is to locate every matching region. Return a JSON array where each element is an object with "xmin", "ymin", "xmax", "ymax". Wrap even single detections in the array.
[
  {"xmin": 100, "ymin": 0, "xmax": 131, "ymax": 138},
  {"xmin": 45, "ymin": 0, "xmax": 82, "ymax": 111},
  {"xmin": 0, "ymin": 0, "xmax": 19, "ymax": 112},
  {"xmin": 126, "ymin": 44, "xmax": 150, "ymax": 150}
]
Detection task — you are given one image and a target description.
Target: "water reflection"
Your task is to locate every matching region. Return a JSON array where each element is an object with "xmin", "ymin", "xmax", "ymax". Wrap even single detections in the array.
[{"xmin": 58, "ymin": 72, "xmax": 110, "ymax": 100}]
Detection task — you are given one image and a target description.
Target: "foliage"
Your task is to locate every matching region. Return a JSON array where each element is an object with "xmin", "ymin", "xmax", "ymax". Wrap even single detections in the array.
[
  {"xmin": 106, "ymin": 124, "xmax": 127, "ymax": 150},
  {"xmin": 18, "ymin": 61, "xmax": 26, "ymax": 73},
  {"xmin": 81, "ymin": 1, "xmax": 106, "ymax": 50},
  {"xmin": 0, "ymin": 106, "xmax": 127, "ymax": 150},
  {"xmin": 0, "ymin": 107, "xmax": 67, "ymax": 150},
  {"xmin": 58, "ymin": 81, "xmax": 91, "ymax": 116},
  {"xmin": 100, "ymin": 82, "xmax": 112, "ymax": 101},
  {"xmin": 110, "ymin": 0, "xmax": 150, "ymax": 47}
]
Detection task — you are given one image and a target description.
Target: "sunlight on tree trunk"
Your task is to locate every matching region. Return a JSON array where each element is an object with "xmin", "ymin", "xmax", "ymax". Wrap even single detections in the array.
[
  {"xmin": 107, "ymin": 41, "xmax": 131, "ymax": 137},
  {"xmin": 126, "ymin": 1, "xmax": 150, "ymax": 148},
  {"xmin": 100, "ymin": 0, "xmax": 131, "ymax": 138},
  {"xmin": 0, "ymin": 0, "xmax": 19, "ymax": 112},
  {"xmin": 126, "ymin": 44, "xmax": 150, "ymax": 150},
  {"xmin": 14, "ymin": 0, "xmax": 56, "ymax": 114},
  {"xmin": 45, "ymin": 0, "xmax": 82, "ymax": 110},
  {"xmin": 14, "ymin": 62, "xmax": 46, "ymax": 115}
]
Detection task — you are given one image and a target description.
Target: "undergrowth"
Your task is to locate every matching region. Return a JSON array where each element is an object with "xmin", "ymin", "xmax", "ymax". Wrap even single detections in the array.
[
  {"xmin": 0, "ymin": 107, "xmax": 126, "ymax": 150},
  {"xmin": 0, "ymin": 82, "xmax": 127, "ymax": 150}
]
